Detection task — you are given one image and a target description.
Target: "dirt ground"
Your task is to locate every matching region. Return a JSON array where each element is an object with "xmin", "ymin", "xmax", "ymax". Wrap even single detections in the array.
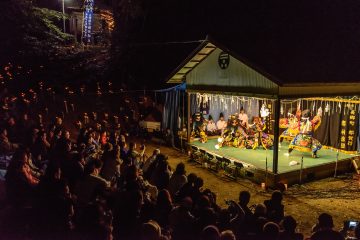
[{"xmin": 144, "ymin": 141, "xmax": 360, "ymax": 237}]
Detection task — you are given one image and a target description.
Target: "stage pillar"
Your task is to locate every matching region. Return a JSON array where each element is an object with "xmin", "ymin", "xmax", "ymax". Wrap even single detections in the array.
[
  {"xmin": 272, "ymin": 97, "xmax": 280, "ymax": 174},
  {"xmin": 187, "ymin": 92, "xmax": 191, "ymax": 143}
]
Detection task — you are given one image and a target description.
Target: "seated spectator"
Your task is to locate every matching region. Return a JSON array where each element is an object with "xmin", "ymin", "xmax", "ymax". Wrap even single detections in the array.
[
  {"xmin": 100, "ymin": 143, "xmax": 121, "ymax": 182},
  {"xmin": 264, "ymin": 190, "xmax": 284, "ymax": 223},
  {"xmin": 0, "ymin": 127, "xmax": 18, "ymax": 154},
  {"xmin": 206, "ymin": 115, "xmax": 217, "ymax": 136},
  {"xmin": 346, "ymin": 224, "xmax": 360, "ymax": 240},
  {"xmin": 143, "ymin": 148, "xmax": 160, "ymax": 174},
  {"xmin": 220, "ymin": 230, "xmax": 236, "ymax": 240},
  {"xmin": 126, "ymin": 142, "xmax": 146, "ymax": 168},
  {"xmin": 150, "ymin": 154, "xmax": 171, "ymax": 190},
  {"xmin": 154, "ymin": 189, "xmax": 173, "ymax": 228},
  {"xmin": 176, "ymin": 173, "xmax": 197, "ymax": 201},
  {"xmin": 191, "ymin": 176, "xmax": 204, "ymax": 202},
  {"xmin": 311, "ymin": 213, "xmax": 345, "ymax": 240},
  {"xmin": 31, "ymin": 130, "xmax": 50, "ymax": 163},
  {"xmin": 201, "ymin": 225, "xmax": 220, "ymax": 240},
  {"xmin": 263, "ymin": 222, "xmax": 280, "ymax": 240},
  {"xmin": 279, "ymin": 215, "xmax": 304, "ymax": 240},
  {"xmin": 168, "ymin": 162, "xmax": 187, "ymax": 197},
  {"xmin": 74, "ymin": 159, "xmax": 109, "ymax": 206},
  {"xmin": 169, "ymin": 197, "xmax": 195, "ymax": 240},
  {"xmin": 142, "ymin": 220, "xmax": 166, "ymax": 240},
  {"xmin": 5, "ymin": 148, "xmax": 38, "ymax": 206}
]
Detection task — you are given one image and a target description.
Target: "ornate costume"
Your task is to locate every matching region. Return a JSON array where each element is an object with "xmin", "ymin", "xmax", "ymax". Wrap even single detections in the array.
[
  {"xmin": 191, "ymin": 113, "xmax": 207, "ymax": 143},
  {"xmin": 217, "ymin": 115, "xmax": 248, "ymax": 148},
  {"xmin": 280, "ymin": 109, "xmax": 302, "ymax": 142},
  {"xmin": 288, "ymin": 108, "xmax": 322, "ymax": 158},
  {"xmin": 245, "ymin": 117, "xmax": 273, "ymax": 150}
]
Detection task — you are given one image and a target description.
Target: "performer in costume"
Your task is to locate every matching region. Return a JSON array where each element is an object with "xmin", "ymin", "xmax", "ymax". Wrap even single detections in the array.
[
  {"xmin": 280, "ymin": 108, "xmax": 302, "ymax": 142},
  {"xmin": 245, "ymin": 108, "xmax": 274, "ymax": 150},
  {"xmin": 288, "ymin": 108, "xmax": 322, "ymax": 158},
  {"xmin": 217, "ymin": 115, "xmax": 248, "ymax": 148},
  {"xmin": 191, "ymin": 113, "xmax": 207, "ymax": 141}
]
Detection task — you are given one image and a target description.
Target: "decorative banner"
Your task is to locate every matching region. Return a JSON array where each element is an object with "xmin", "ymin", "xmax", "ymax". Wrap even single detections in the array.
[
  {"xmin": 218, "ymin": 52, "xmax": 230, "ymax": 69},
  {"xmin": 83, "ymin": 0, "xmax": 95, "ymax": 44},
  {"xmin": 341, "ymin": 108, "xmax": 358, "ymax": 151}
]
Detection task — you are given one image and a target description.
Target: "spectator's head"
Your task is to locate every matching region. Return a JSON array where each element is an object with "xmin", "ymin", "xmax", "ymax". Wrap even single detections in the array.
[
  {"xmin": 8, "ymin": 117, "xmax": 15, "ymax": 126},
  {"xmin": 157, "ymin": 189, "xmax": 172, "ymax": 206},
  {"xmin": 84, "ymin": 159, "xmax": 103, "ymax": 175},
  {"xmin": 271, "ymin": 190, "xmax": 283, "ymax": 204},
  {"xmin": 55, "ymin": 117, "xmax": 63, "ymax": 126},
  {"xmin": 220, "ymin": 230, "xmax": 236, "ymax": 240},
  {"xmin": 125, "ymin": 165, "xmax": 139, "ymax": 182},
  {"xmin": 142, "ymin": 220, "xmax": 162, "ymax": 240},
  {"xmin": 129, "ymin": 142, "xmax": 136, "ymax": 150},
  {"xmin": 281, "ymin": 215, "xmax": 297, "ymax": 233},
  {"xmin": 201, "ymin": 225, "xmax": 220, "ymax": 240},
  {"xmin": 194, "ymin": 177, "xmax": 204, "ymax": 189},
  {"xmin": 187, "ymin": 173, "xmax": 198, "ymax": 184},
  {"xmin": 254, "ymin": 203, "xmax": 267, "ymax": 217},
  {"xmin": 103, "ymin": 142, "xmax": 113, "ymax": 153},
  {"xmin": 263, "ymin": 222, "xmax": 280, "ymax": 240},
  {"xmin": 156, "ymin": 153, "xmax": 168, "ymax": 164},
  {"xmin": 317, "ymin": 213, "xmax": 334, "ymax": 229},
  {"xmin": 63, "ymin": 130, "xmax": 70, "ymax": 140},
  {"xmin": 197, "ymin": 195, "xmax": 211, "ymax": 209},
  {"xmin": 11, "ymin": 148, "xmax": 29, "ymax": 165},
  {"xmin": 180, "ymin": 197, "xmax": 193, "ymax": 211},
  {"xmin": 0, "ymin": 127, "xmax": 7, "ymax": 136},
  {"xmin": 174, "ymin": 162, "xmax": 186, "ymax": 175},
  {"xmin": 153, "ymin": 149, "xmax": 160, "ymax": 156},
  {"xmin": 239, "ymin": 190, "xmax": 250, "ymax": 206}
]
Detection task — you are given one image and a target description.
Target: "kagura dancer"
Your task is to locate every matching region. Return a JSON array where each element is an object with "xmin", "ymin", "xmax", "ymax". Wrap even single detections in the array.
[{"xmin": 245, "ymin": 117, "xmax": 273, "ymax": 150}]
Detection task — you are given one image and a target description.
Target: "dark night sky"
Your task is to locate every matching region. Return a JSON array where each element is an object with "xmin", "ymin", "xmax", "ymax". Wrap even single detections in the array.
[{"xmin": 126, "ymin": 0, "xmax": 360, "ymax": 87}]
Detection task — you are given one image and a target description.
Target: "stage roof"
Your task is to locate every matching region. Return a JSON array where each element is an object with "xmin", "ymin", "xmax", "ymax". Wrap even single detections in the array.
[{"xmin": 166, "ymin": 37, "xmax": 360, "ymax": 98}]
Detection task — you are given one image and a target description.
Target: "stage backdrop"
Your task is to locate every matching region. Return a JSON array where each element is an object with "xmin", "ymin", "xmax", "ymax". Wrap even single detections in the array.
[
  {"xmin": 281, "ymin": 99, "xmax": 359, "ymax": 152},
  {"xmin": 191, "ymin": 93, "xmax": 261, "ymax": 123}
]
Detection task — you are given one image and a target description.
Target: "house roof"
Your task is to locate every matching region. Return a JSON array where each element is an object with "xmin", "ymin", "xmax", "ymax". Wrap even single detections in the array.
[{"xmin": 166, "ymin": 37, "xmax": 360, "ymax": 97}]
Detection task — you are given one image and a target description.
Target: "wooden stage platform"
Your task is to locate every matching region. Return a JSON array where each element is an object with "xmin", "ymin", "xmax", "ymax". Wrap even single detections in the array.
[{"xmin": 189, "ymin": 138, "xmax": 360, "ymax": 187}]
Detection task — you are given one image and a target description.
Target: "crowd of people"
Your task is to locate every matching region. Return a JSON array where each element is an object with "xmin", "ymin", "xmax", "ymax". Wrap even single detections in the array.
[{"xmin": 0, "ymin": 88, "xmax": 359, "ymax": 240}]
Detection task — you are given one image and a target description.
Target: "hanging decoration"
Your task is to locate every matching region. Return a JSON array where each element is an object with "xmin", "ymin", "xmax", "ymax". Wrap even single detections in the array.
[
  {"xmin": 260, "ymin": 103, "xmax": 270, "ymax": 118},
  {"xmin": 325, "ymin": 102, "xmax": 330, "ymax": 113}
]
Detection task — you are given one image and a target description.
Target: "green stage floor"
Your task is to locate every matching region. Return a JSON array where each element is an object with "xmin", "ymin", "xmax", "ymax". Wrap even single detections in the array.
[{"xmin": 191, "ymin": 139, "xmax": 357, "ymax": 173}]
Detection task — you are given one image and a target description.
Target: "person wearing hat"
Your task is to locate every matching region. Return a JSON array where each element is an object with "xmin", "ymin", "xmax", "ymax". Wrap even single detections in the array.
[
  {"xmin": 216, "ymin": 112, "xmax": 227, "ymax": 135},
  {"xmin": 206, "ymin": 115, "xmax": 217, "ymax": 136}
]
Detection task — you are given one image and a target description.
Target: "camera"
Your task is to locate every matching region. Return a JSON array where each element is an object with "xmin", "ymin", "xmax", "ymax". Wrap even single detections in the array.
[{"xmin": 345, "ymin": 220, "xmax": 359, "ymax": 229}]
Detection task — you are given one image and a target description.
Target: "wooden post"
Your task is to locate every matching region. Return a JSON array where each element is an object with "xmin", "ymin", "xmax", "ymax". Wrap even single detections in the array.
[
  {"xmin": 187, "ymin": 92, "xmax": 191, "ymax": 143},
  {"xmin": 272, "ymin": 97, "xmax": 280, "ymax": 174}
]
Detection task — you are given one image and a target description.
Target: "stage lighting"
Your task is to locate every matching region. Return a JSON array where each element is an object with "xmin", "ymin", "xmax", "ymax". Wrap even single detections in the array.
[
  {"xmin": 215, "ymin": 144, "xmax": 220, "ymax": 149},
  {"xmin": 218, "ymin": 137, "xmax": 223, "ymax": 143}
]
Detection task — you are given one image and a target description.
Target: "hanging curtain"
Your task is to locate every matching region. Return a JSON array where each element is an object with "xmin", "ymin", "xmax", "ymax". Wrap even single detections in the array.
[{"xmin": 162, "ymin": 90, "xmax": 181, "ymax": 132}]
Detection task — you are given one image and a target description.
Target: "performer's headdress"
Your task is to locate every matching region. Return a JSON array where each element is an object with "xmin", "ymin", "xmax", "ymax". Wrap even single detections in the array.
[
  {"xmin": 208, "ymin": 115, "xmax": 213, "ymax": 121},
  {"xmin": 219, "ymin": 112, "xmax": 224, "ymax": 118},
  {"xmin": 240, "ymin": 106, "xmax": 244, "ymax": 112}
]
